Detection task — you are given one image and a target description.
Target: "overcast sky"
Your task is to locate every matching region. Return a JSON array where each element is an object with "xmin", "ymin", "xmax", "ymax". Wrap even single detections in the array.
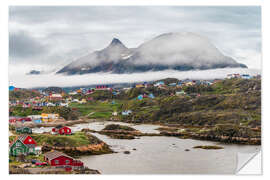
[
  {"xmin": 8, "ymin": 6, "xmax": 261, "ymax": 88},
  {"xmin": 9, "ymin": 6, "xmax": 261, "ymax": 71}
]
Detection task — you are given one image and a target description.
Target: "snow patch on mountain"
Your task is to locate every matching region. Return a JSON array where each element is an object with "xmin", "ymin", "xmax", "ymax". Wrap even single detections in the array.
[{"xmin": 57, "ymin": 32, "xmax": 247, "ymax": 75}]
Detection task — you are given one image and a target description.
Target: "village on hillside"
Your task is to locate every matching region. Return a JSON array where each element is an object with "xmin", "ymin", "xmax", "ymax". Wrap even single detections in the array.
[{"xmin": 9, "ymin": 73, "xmax": 261, "ymax": 174}]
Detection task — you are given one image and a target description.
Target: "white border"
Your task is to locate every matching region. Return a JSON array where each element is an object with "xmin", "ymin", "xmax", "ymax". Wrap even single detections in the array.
[
  {"xmin": 8, "ymin": 0, "xmax": 264, "ymax": 6},
  {"xmin": 1, "ymin": 0, "xmax": 268, "ymax": 179}
]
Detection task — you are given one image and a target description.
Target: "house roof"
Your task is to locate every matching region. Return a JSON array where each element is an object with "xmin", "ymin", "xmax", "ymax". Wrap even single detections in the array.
[
  {"xmin": 16, "ymin": 127, "xmax": 31, "ymax": 130},
  {"xmin": 18, "ymin": 134, "xmax": 29, "ymax": 142},
  {"xmin": 44, "ymin": 150, "xmax": 73, "ymax": 161},
  {"xmin": 9, "ymin": 138, "xmax": 24, "ymax": 148},
  {"xmin": 9, "ymin": 134, "xmax": 35, "ymax": 148}
]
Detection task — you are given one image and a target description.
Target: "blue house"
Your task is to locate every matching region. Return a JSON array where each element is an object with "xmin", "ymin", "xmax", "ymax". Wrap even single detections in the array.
[
  {"xmin": 34, "ymin": 119, "xmax": 42, "ymax": 124},
  {"xmin": 149, "ymin": 93, "xmax": 155, "ymax": 99},
  {"xmin": 9, "ymin": 86, "xmax": 15, "ymax": 91},
  {"xmin": 241, "ymin": 74, "xmax": 252, "ymax": 79},
  {"xmin": 122, "ymin": 110, "xmax": 132, "ymax": 116},
  {"xmin": 137, "ymin": 95, "xmax": 143, "ymax": 100},
  {"xmin": 154, "ymin": 81, "xmax": 165, "ymax": 87},
  {"xmin": 168, "ymin": 83, "xmax": 176, "ymax": 86},
  {"xmin": 177, "ymin": 82, "xmax": 183, "ymax": 86}
]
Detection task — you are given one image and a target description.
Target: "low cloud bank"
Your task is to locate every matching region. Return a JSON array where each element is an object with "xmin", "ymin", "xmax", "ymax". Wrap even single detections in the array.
[{"xmin": 9, "ymin": 68, "xmax": 261, "ymax": 89}]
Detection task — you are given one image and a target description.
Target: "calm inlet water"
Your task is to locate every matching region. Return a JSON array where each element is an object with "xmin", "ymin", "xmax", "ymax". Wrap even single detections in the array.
[{"xmin": 74, "ymin": 122, "xmax": 260, "ymax": 174}]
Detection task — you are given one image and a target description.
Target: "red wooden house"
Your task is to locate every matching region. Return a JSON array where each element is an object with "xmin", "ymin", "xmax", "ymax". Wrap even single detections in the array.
[
  {"xmin": 18, "ymin": 117, "xmax": 32, "ymax": 123},
  {"xmin": 96, "ymin": 85, "xmax": 109, "ymax": 90},
  {"xmin": 44, "ymin": 150, "xmax": 74, "ymax": 167},
  {"xmin": 143, "ymin": 94, "xmax": 148, "ymax": 98},
  {"xmin": 10, "ymin": 117, "xmax": 32, "ymax": 123},
  {"xmin": 49, "ymin": 94, "xmax": 63, "ymax": 101},
  {"xmin": 44, "ymin": 150, "xmax": 84, "ymax": 169},
  {"xmin": 52, "ymin": 126, "xmax": 72, "ymax": 135},
  {"xmin": 32, "ymin": 106, "xmax": 43, "ymax": 110},
  {"xmin": 18, "ymin": 134, "xmax": 37, "ymax": 146},
  {"xmin": 9, "ymin": 116, "xmax": 18, "ymax": 123},
  {"xmin": 87, "ymin": 97, "xmax": 94, "ymax": 101}
]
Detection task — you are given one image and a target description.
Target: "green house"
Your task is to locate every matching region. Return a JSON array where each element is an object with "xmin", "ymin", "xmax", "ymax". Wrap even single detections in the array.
[
  {"xmin": 16, "ymin": 127, "xmax": 32, "ymax": 134},
  {"xmin": 9, "ymin": 135, "xmax": 36, "ymax": 156},
  {"xmin": 9, "ymin": 139, "xmax": 29, "ymax": 156}
]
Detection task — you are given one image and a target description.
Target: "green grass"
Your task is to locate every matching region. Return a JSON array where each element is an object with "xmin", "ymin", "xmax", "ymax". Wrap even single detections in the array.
[
  {"xmin": 69, "ymin": 100, "xmax": 123, "ymax": 118},
  {"xmin": 10, "ymin": 132, "xmax": 101, "ymax": 147}
]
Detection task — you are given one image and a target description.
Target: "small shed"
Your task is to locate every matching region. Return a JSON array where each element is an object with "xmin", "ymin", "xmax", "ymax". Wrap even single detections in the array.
[
  {"xmin": 176, "ymin": 90, "xmax": 186, "ymax": 96},
  {"xmin": 35, "ymin": 146, "xmax": 42, "ymax": 155},
  {"xmin": 122, "ymin": 110, "xmax": 132, "ymax": 116},
  {"xmin": 16, "ymin": 127, "xmax": 32, "ymax": 134}
]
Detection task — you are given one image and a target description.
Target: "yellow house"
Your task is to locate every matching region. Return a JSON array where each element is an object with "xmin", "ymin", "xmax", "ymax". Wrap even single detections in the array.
[
  {"xmin": 185, "ymin": 82, "xmax": 194, "ymax": 86},
  {"xmin": 136, "ymin": 84, "xmax": 144, "ymax": 88},
  {"xmin": 61, "ymin": 92, "xmax": 66, "ymax": 97},
  {"xmin": 81, "ymin": 99, "xmax": 87, "ymax": 104},
  {"xmin": 41, "ymin": 113, "xmax": 49, "ymax": 122},
  {"xmin": 41, "ymin": 113, "xmax": 59, "ymax": 122}
]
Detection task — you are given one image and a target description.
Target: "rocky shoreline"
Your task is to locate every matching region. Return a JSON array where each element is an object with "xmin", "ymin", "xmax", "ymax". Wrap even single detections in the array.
[
  {"xmin": 160, "ymin": 131, "xmax": 261, "ymax": 145},
  {"xmin": 82, "ymin": 128, "xmax": 161, "ymax": 139},
  {"xmin": 81, "ymin": 127, "xmax": 260, "ymax": 145},
  {"xmin": 41, "ymin": 141, "xmax": 113, "ymax": 157},
  {"xmin": 9, "ymin": 165, "xmax": 100, "ymax": 174}
]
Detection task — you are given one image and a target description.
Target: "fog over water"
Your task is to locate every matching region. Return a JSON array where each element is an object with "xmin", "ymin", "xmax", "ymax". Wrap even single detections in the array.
[{"xmin": 9, "ymin": 67, "xmax": 260, "ymax": 88}]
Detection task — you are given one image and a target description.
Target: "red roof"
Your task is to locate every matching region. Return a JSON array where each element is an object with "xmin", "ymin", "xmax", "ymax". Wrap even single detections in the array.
[{"xmin": 44, "ymin": 150, "xmax": 73, "ymax": 161}]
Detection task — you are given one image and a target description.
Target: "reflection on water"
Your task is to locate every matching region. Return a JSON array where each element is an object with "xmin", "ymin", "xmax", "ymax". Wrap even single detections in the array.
[
  {"xmin": 81, "ymin": 134, "xmax": 259, "ymax": 174},
  {"xmin": 32, "ymin": 121, "xmax": 161, "ymax": 134},
  {"xmin": 32, "ymin": 121, "xmax": 260, "ymax": 174},
  {"xmin": 72, "ymin": 121, "xmax": 161, "ymax": 134},
  {"xmin": 79, "ymin": 122, "xmax": 259, "ymax": 174}
]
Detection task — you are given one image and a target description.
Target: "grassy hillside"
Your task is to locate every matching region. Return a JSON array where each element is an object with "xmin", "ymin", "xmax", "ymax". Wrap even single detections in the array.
[
  {"xmin": 119, "ymin": 79, "xmax": 261, "ymax": 127},
  {"xmin": 9, "ymin": 89, "xmax": 41, "ymax": 101},
  {"xmin": 10, "ymin": 106, "xmax": 80, "ymax": 120},
  {"xmin": 9, "ymin": 132, "xmax": 102, "ymax": 147},
  {"xmin": 69, "ymin": 100, "xmax": 122, "ymax": 118}
]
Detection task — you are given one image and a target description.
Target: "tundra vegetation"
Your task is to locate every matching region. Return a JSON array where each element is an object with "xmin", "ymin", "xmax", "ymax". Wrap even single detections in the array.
[
  {"xmin": 9, "ymin": 78, "xmax": 261, "ymax": 144},
  {"xmin": 9, "ymin": 132, "xmax": 113, "ymax": 156}
]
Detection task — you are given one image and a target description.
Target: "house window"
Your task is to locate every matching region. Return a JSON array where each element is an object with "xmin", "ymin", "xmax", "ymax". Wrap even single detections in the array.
[
  {"xmin": 29, "ymin": 148, "xmax": 33, "ymax": 152},
  {"xmin": 16, "ymin": 142, "xmax": 21, "ymax": 147},
  {"xmin": 55, "ymin": 160, "xmax": 59, "ymax": 164},
  {"xmin": 29, "ymin": 139, "xmax": 32, "ymax": 142},
  {"xmin": 65, "ymin": 160, "xmax": 70, "ymax": 164}
]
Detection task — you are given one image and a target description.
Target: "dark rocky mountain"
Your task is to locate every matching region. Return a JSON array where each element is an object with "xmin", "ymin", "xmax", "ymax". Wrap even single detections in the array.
[
  {"xmin": 27, "ymin": 70, "xmax": 41, "ymax": 75},
  {"xmin": 43, "ymin": 86, "xmax": 64, "ymax": 94},
  {"xmin": 57, "ymin": 32, "xmax": 247, "ymax": 75}
]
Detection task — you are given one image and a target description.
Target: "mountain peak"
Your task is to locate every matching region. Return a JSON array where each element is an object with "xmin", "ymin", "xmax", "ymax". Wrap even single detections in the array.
[
  {"xmin": 57, "ymin": 32, "xmax": 247, "ymax": 75},
  {"xmin": 110, "ymin": 38, "xmax": 123, "ymax": 46}
]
